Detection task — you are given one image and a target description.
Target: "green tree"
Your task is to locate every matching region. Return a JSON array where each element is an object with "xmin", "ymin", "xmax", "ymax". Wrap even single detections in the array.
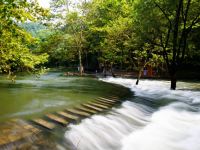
[
  {"xmin": 84, "ymin": 0, "xmax": 133, "ymax": 75},
  {"xmin": 64, "ymin": 12, "xmax": 87, "ymax": 75},
  {"xmin": 38, "ymin": 31, "xmax": 77, "ymax": 66},
  {"xmin": 0, "ymin": 0, "xmax": 49, "ymax": 79},
  {"xmin": 134, "ymin": 0, "xmax": 200, "ymax": 89}
]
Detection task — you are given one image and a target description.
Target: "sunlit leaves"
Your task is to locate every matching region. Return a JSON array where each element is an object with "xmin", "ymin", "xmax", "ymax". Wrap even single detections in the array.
[{"xmin": 0, "ymin": 0, "xmax": 49, "ymax": 74}]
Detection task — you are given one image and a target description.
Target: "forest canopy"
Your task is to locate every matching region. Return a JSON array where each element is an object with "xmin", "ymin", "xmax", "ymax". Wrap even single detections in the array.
[{"xmin": 0, "ymin": 0, "xmax": 200, "ymax": 89}]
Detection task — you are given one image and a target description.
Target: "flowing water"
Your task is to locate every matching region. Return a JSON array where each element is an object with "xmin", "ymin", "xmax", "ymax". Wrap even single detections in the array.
[
  {"xmin": 0, "ymin": 72, "xmax": 130, "ymax": 122},
  {"xmin": 64, "ymin": 77, "xmax": 200, "ymax": 150},
  {"xmin": 1, "ymin": 73, "xmax": 200, "ymax": 150}
]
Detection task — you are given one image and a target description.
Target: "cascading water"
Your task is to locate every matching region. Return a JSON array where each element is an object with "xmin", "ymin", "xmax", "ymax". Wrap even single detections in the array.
[{"xmin": 64, "ymin": 78, "xmax": 200, "ymax": 150}]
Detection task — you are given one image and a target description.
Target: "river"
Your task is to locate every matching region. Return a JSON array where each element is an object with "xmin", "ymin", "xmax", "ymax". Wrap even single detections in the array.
[
  {"xmin": 0, "ymin": 72, "xmax": 130, "ymax": 122},
  {"xmin": 64, "ymin": 77, "xmax": 200, "ymax": 150},
  {"xmin": 0, "ymin": 74, "xmax": 200, "ymax": 150}
]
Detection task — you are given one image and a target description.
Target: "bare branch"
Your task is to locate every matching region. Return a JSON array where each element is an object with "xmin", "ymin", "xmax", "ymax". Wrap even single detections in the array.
[
  {"xmin": 172, "ymin": 0, "xmax": 183, "ymax": 65},
  {"xmin": 187, "ymin": 13, "xmax": 200, "ymax": 32},
  {"xmin": 165, "ymin": 23, "xmax": 172, "ymax": 49},
  {"xmin": 177, "ymin": 0, "xmax": 191, "ymax": 62},
  {"xmin": 154, "ymin": 1, "xmax": 173, "ymax": 69},
  {"xmin": 184, "ymin": 0, "xmax": 191, "ymax": 22},
  {"xmin": 181, "ymin": 2, "xmax": 185, "ymax": 21},
  {"xmin": 154, "ymin": 2, "xmax": 172, "ymax": 26},
  {"xmin": 160, "ymin": 33, "xmax": 170, "ymax": 69}
]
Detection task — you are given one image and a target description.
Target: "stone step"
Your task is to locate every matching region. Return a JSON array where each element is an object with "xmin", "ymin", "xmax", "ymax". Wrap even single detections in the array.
[
  {"xmin": 32, "ymin": 118, "xmax": 55, "ymax": 130},
  {"xmin": 56, "ymin": 111, "xmax": 79, "ymax": 121},
  {"xmin": 94, "ymin": 100, "xmax": 114, "ymax": 106},
  {"xmin": 88, "ymin": 102, "xmax": 109, "ymax": 109},
  {"xmin": 75, "ymin": 106, "xmax": 97, "ymax": 114},
  {"xmin": 94, "ymin": 101, "xmax": 114, "ymax": 108},
  {"xmin": 0, "ymin": 120, "xmax": 41, "ymax": 146},
  {"xmin": 23, "ymin": 124, "xmax": 41, "ymax": 134},
  {"xmin": 65, "ymin": 108, "xmax": 91, "ymax": 117},
  {"xmin": 99, "ymin": 97, "xmax": 119, "ymax": 102},
  {"xmin": 105, "ymin": 96, "xmax": 120, "ymax": 100},
  {"xmin": 0, "ymin": 96, "xmax": 121, "ymax": 148},
  {"xmin": 82, "ymin": 104, "xmax": 103, "ymax": 112},
  {"xmin": 106, "ymin": 96, "xmax": 119, "ymax": 100},
  {"xmin": 95, "ymin": 99, "xmax": 116, "ymax": 105},
  {"xmin": 45, "ymin": 114, "xmax": 68, "ymax": 126}
]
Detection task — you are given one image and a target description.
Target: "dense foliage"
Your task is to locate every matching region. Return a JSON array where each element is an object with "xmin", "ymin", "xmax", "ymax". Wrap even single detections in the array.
[
  {"xmin": 0, "ymin": 0, "xmax": 49, "ymax": 79},
  {"xmin": 1, "ymin": 0, "xmax": 200, "ymax": 89}
]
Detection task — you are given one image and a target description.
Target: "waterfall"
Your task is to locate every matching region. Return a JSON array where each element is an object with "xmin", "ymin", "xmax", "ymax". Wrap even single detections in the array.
[{"xmin": 64, "ymin": 78, "xmax": 200, "ymax": 150}]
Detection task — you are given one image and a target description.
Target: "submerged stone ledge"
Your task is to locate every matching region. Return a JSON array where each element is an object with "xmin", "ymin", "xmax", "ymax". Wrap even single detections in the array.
[{"xmin": 0, "ymin": 96, "xmax": 122, "ymax": 149}]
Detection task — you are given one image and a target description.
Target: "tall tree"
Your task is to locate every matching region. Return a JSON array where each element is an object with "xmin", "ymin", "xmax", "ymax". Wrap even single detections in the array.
[
  {"xmin": 64, "ymin": 12, "xmax": 87, "ymax": 75},
  {"xmin": 84, "ymin": 0, "xmax": 134, "ymax": 75},
  {"xmin": 134, "ymin": 0, "xmax": 200, "ymax": 89}
]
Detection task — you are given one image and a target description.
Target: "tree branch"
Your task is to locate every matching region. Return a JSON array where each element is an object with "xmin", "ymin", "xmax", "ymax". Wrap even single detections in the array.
[
  {"xmin": 184, "ymin": 0, "xmax": 191, "ymax": 21},
  {"xmin": 180, "ymin": 11, "xmax": 200, "ymax": 63},
  {"xmin": 177, "ymin": 0, "xmax": 191, "ymax": 63},
  {"xmin": 154, "ymin": 2, "xmax": 172, "ymax": 26},
  {"xmin": 172, "ymin": 0, "xmax": 183, "ymax": 68},
  {"xmin": 160, "ymin": 33, "xmax": 170, "ymax": 69},
  {"xmin": 154, "ymin": 1, "xmax": 172, "ymax": 70},
  {"xmin": 187, "ymin": 13, "xmax": 200, "ymax": 32}
]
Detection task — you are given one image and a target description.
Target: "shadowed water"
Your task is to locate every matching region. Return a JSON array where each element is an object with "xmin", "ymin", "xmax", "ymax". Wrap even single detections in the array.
[{"xmin": 64, "ymin": 78, "xmax": 200, "ymax": 150}]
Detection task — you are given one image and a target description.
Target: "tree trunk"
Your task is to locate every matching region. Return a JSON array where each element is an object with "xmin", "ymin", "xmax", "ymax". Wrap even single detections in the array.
[
  {"xmin": 170, "ymin": 72, "xmax": 177, "ymax": 90},
  {"xmin": 103, "ymin": 62, "xmax": 107, "ymax": 77},
  {"xmin": 78, "ymin": 49, "xmax": 83, "ymax": 76},
  {"xmin": 110, "ymin": 64, "xmax": 116, "ymax": 77},
  {"xmin": 136, "ymin": 68, "xmax": 142, "ymax": 85},
  {"xmin": 170, "ymin": 0, "xmax": 182, "ymax": 90},
  {"xmin": 85, "ymin": 50, "xmax": 89, "ymax": 70}
]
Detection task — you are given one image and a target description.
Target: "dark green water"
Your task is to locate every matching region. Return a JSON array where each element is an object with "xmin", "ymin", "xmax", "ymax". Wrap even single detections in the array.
[{"xmin": 0, "ymin": 72, "xmax": 131, "ymax": 122}]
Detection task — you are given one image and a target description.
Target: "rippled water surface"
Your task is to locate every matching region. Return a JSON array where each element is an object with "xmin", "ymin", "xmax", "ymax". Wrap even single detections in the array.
[
  {"xmin": 64, "ymin": 78, "xmax": 200, "ymax": 150},
  {"xmin": 1, "ymin": 74, "xmax": 200, "ymax": 150},
  {"xmin": 0, "ymin": 73, "xmax": 130, "ymax": 122}
]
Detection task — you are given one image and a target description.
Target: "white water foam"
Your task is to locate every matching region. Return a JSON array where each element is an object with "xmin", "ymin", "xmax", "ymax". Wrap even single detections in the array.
[
  {"xmin": 100, "ymin": 78, "xmax": 200, "ymax": 104},
  {"xmin": 122, "ymin": 103, "xmax": 200, "ymax": 150},
  {"xmin": 65, "ymin": 101, "xmax": 151, "ymax": 150},
  {"xmin": 64, "ymin": 78, "xmax": 200, "ymax": 150}
]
